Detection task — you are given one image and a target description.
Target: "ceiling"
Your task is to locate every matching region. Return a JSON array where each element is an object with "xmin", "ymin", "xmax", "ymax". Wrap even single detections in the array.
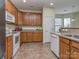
[{"xmin": 11, "ymin": 0, "xmax": 79, "ymax": 14}]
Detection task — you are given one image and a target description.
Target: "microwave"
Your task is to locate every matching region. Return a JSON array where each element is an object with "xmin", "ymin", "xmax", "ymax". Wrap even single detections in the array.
[{"xmin": 5, "ymin": 11, "xmax": 15, "ymax": 23}]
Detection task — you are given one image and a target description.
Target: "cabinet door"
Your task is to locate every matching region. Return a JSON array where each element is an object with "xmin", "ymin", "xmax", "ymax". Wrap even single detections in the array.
[
  {"xmin": 70, "ymin": 41, "xmax": 79, "ymax": 59},
  {"xmin": 5, "ymin": 36, "xmax": 13, "ymax": 59},
  {"xmin": 27, "ymin": 32, "xmax": 33, "ymax": 42},
  {"xmin": 70, "ymin": 47, "xmax": 79, "ymax": 59},
  {"xmin": 20, "ymin": 32, "xmax": 27, "ymax": 43},
  {"xmin": 23, "ymin": 13, "xmax": 34, "ymax": 26},
  {"xmin": 36, "ymin": 14, "xmax": 42, "ymax": 26},
  {"xmin": 23, "ymin": 13, "xmax": 27, "ymax": 25},
  {"xmin": 17, "ymin": 11, "xmax": 22, "ymax": 25},
  {"xmin": 5, "ymin": 0, "xmax": 18, "ymax": 24},
  {"xmin": 7, "ymin": 36, "xmax": 13, "ymax": 59},
  {"xmin": 33, "ymin": 32, "xmax": 43, "ymax": 42},
  {"xmin": 60, "ymin": 39, "xmax": 70, "ymax": 59},
  {"xmin": 23, "ymin": 12, "xmax": 42, "ymax": 26}
]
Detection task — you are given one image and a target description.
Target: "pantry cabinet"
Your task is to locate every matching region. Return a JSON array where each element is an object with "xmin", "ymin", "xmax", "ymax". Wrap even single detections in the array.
[
  {"xmin": 60, "ymin": 37, "xmax": 79, "ymax": 59},
  {"xmin": 22, "ymin": 12, "xmax": 42, "ymax": 26},
  {"xmin": 5, "ymin": 36, "xmax": 13, "ymax": 59}
]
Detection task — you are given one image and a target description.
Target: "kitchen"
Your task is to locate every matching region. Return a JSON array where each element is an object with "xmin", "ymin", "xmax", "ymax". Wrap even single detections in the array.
[{"xmin": 0, "ymin": 0, "xmax": 79, "ymax": 59}]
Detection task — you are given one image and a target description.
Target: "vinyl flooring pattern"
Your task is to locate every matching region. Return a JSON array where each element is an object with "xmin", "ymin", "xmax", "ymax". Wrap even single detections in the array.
[{"xmin": 13, "ymin": 43, "xmax": 57, "ymax": 59}]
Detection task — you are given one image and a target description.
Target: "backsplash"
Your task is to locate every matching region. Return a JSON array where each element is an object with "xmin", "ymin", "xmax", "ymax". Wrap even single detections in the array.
[
  {"xmin": 60, "ymin": 28, "xmax": 79, "ymax": 35},
  {"xmin": 22, "ymin": 26, "xmax": 43, "ymax": 30},
  {"xmin": 6, "ymin": 24, "xmax": 15, "ymax": 34}
]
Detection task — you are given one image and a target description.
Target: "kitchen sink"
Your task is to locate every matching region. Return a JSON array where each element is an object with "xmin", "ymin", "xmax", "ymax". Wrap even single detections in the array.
[
  {"xmin": 65, "ymin": 35, "xmax": 72, "ymax": 37},
  {"xmin": 65, "ymin": 34, "xmax": 79, "ymax": 39},
  {"xmin": 73, "ymin": 35, "xmax": 79, "ymax": 39}
]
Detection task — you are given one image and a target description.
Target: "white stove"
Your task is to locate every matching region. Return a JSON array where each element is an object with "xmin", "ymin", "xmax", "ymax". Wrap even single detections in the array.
[{"xmin": 13, "ymin": 32, "xmax": 20, "ymax": 56}]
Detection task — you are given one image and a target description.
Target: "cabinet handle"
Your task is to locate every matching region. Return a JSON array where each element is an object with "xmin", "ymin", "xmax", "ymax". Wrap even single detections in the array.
[
  {"xmin": 66, "ymin": 50, "xmax": 69, "ymax": 54},
  {"xmin": 71, "ymin": 50, "xmax": 74, "ymax": 53},
  {"xmin": 71, "ymin": 50, "xmax": 77, "ymax": 54}
]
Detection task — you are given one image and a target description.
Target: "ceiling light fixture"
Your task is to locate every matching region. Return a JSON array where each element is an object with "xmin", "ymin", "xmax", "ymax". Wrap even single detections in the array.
[
  {"xmin": 23, "ymin": 0, "xmax": 27, "ymax": 3},
  {"xmin": 50, "ymin": 3, "xmax": 54, "ymax": 5}
]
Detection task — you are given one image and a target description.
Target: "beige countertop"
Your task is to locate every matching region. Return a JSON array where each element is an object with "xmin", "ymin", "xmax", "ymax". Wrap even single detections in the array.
[
  {"xmin": 51, "ymin": 32, "xmax": 79, "ymax": 42},
  {"xmin": 6, "ymin": 33, "xmax": 13, "ymax": 37}
]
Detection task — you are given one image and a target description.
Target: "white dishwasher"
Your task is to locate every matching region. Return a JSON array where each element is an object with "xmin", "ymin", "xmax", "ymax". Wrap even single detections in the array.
[{"xmin": 50, "ymin": 34, "xmax": 59, "ymax": 57}]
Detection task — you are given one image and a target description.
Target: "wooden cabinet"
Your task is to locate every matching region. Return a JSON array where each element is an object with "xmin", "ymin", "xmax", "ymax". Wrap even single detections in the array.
[
  {"xmin": 27, "ymin": 32, "xmax": 33, "ymax": 42},
  {"xmin": 60, "ymin": 37, "xmax": 79, "ymax": 59},
  {"xmin": 70, "ymin": 47, "xmax": 79, "ymax": 59},
  {"xmin": 20, "ymin": 32, "xmax": 27, "ymax": 44},
  {"xmin": 70, "ymin": 41, "xmax": 79, "ymax": 59},
  {"xmin": 17, "ymin": 11, "xmax": 23, "ymax": 25},
  {"xmin": 33, "ymin": 14, "xmax": 42, "ymax": 26},
  {"xmin": 20, "ymin": 32, "xmax": 43, "ymax": 43},
  {"xmin": 60, "ymin": 37, "xmax": 70, "ymax": 59},
  {"xmin": 23, "ymin": 12, "xmax": 42, "ymax": 26},
  {"xmin": 5, "ymin": 0, "xmax": 18, "ymax": 24},
  {"xmin": 20, "ymin": 32, "xmax": 33, "ymax": 43},
  {"xmin": 33, "ymin": 32, "xmax": 43, "ymax": 42},
  {"xmin": 5, "ymin": 36, "xmax": 13, "ymax": 59}
]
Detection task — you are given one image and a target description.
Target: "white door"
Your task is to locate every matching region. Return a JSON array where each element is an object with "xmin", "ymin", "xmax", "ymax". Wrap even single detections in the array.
[{"xmin": 43, "ymin": 16, "xmax": 54, "ymax": 43}]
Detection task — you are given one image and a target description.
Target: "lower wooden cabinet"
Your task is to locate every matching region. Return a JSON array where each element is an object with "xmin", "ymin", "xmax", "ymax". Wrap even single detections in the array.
[
  {"xmin": 5, "ymin": 36, "xmax": 13, "ymax": 59},
  {"xmin": 20, "ymin": 32, "xmax": 43, "ymax": 44},
  {"xmin": 60, "ymin": 37, "xmax": 70, "ymax": 59},
  {"xmin": 70, "ymin": 41, "xmax": 79, "ymax": 59},
  {"xmin": 27, "ymin": 32, "xmax": 33, "ymax": 42},
  {"xmin": 60, "ymin": 37, "xmax": 79, "ymax": 59},
  {"xmin": 20, "ymin": 32, "xmax": 27, "ymax": 43},
  {"xmin": 70, "ymin": 47, "xmax": 79, "ymax": 59},
  {"xmin": 33, "ymin": 32, "xmax": 43, "ymax": 42}
]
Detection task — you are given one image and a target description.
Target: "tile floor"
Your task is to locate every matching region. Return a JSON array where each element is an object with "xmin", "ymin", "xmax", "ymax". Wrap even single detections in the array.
[{"xmin": 13, "ymin": 43, "xmax": 57, "ymax": 59}]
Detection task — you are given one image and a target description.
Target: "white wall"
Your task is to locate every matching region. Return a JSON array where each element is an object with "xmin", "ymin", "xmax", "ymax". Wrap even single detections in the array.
[
  {"xmin": 71, "ymin": 12, "xmax": 79, "ymax": 28},
  {"xmin": 43, "ymin": 8, "xmax": 55, "ymax": 43}
]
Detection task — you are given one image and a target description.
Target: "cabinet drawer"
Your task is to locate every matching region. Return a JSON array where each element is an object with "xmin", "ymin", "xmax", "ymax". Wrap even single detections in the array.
[
  {"xmin": 60, "ymin": 37, "xmax": 70, "ymax": 45},
  {"xmin": 71, "ymin": 41, "xmax": 79, "ymax": 49}
]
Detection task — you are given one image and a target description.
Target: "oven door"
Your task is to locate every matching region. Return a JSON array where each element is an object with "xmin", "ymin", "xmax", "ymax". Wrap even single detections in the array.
[
  {"xmin": 13, "ymin": 32, "xmax": 20, "ymax": 56},
  {"xmin": 13, "ymin": 33, "xmax": 20, "ymax": 48}
]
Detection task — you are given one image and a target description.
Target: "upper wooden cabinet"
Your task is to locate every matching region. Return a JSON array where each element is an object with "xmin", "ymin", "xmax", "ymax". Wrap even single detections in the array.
[
  {"xmin": 5, "ymin": 0, "xmax": 18, "ymax": 24},
  {"xmin": 17, "ymin": 11, "xmax": 23, "ymax": 25},
  {"xmin": 22, "ymin": 12, "xmax": 42, "ymax": 26},
  {"xmin": 5, "ymin": 0, "xmax": 17, "ymax": 16}
]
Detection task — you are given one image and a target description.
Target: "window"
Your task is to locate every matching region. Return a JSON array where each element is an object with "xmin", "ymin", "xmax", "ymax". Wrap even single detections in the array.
[
  {"xmin": 64, "ymin": 18, "xmax": 71, "ymax": 27},
  {"xmin": 55, "ymin": 18, "xmax": 62, "ymax": 32}
]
